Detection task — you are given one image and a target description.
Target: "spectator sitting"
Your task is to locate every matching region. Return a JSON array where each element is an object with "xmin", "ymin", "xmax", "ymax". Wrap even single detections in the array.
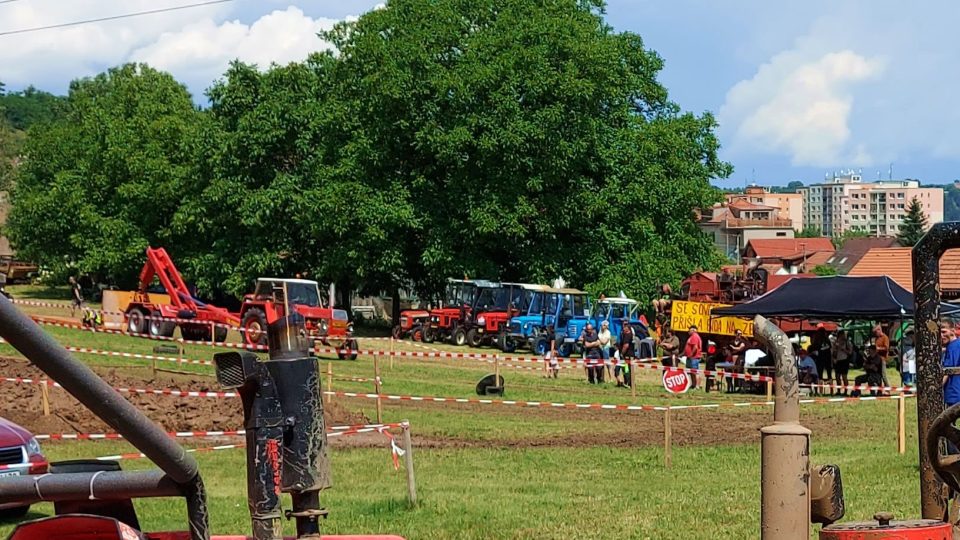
[
  {"xmin": 798, "ymin": 348, "xmax": 819, "ymax": 389},
  {"xmin": 852, "ymin": 345, "xmax": 884, "ymax": 397}
]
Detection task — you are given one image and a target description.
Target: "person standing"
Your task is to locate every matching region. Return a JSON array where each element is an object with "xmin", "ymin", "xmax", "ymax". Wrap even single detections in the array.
[
  {"xmin": 832, "ymin": 330, "xmax": 853, "ymax": 395},
  {"xmin": 617, "ymin": 321, "xmax": 636, "ymax": 388},
  {"xmin": 69, "ymin": 276, "xmax": 84, "ymax": 318},
  {"xmin": 582, "ymin": 323, "xmax": 603, "ymax": 384},
  {"xmin": 598, "ymin": 320, "xmax": 613, "ymax": 381},
  {"xmin": 810, "ymin": 325, "xmax": 833, "ymax": 392},
  {"xmin": 901, "ymin": 329, "xmax": 916, "ymax": 388},
  {"xmin": 543, "ymin": 325, "xmax": 559, "ymax": 379},
  {"xmin": 683, "ymin": 325, "xmax": 703, "ymax": 390},
  {"xmin": 660, "ymin": 327, "xmax": 680, "ymax": 367},
  {"xmin": 874, "ymin": 325, "xmax": 891, "ymax": 391},
  {"xmin": 942, "ymin": 320, "xmax": 960, "ymax": 408}
]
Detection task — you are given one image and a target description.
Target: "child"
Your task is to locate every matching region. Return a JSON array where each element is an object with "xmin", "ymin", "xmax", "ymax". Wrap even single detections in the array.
[{"xmin": 543, "ymin": 325, "xmax": 559, "ymax": 379}]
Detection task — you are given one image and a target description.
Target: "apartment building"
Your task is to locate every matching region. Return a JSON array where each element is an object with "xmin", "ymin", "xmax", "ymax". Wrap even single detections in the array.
[
  {"xmin": 798, "ymin": 171, "xmax": 943, "ymax": 237},
  {"xmin": 725, "ymin": 185, "xmax": 803, "ymax": 230}
]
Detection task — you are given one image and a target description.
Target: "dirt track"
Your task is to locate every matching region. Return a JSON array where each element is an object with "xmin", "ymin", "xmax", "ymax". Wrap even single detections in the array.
[{"xmin": 0, "ymin": 356, "xmax": 860, "ymax": 450}]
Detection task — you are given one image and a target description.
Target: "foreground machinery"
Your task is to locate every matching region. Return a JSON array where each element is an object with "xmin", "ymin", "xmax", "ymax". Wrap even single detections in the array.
[
  {"xmin": 754, "ymin": 221, "xmax": 960, "ymax": 539},
  {"xmin": 0, "ymin": 287, "xmax": 402, "ymax": 539}
]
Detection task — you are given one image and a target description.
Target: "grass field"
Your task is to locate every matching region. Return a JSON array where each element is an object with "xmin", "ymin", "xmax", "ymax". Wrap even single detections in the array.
[{"xmin": 0, "ymin": 285, "xmax": 930, "ymax": 539}]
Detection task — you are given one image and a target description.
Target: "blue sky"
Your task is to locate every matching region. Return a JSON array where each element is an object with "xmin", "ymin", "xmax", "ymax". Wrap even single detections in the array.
[{"xmin": 2, "ymin": 0, "xmax": 958, "ymax": 186}]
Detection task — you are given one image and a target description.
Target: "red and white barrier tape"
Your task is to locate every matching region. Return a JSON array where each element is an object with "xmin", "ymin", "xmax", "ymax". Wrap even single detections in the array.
[
  {"xmin": 0, "ymin": 376, "xmax": 237, "ymax": 399},
  {"xmin": 800, "ymin": 382, "xmax": 915, "ymax": 394},
  {"xmin": 34, "ymin": 423, "xmax": 406, "ymax": 442}
]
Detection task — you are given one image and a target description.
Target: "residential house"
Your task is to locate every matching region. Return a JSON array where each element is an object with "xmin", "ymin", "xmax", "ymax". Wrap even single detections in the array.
[
  {"xmin": 742, "ymin": 237, "xmax": 836, "ymax": 275},
  {"xmin": 848, "ymin": 247, "xmax": 960, "ymax": 299},
  {"xmin": 700, "ymin": 199, "xmax": 795, "ymax": 261}
]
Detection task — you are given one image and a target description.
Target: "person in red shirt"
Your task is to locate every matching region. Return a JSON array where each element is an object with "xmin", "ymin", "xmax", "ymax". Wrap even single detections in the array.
[{"xmin": 683, "ymin": 325, "xmax": 703, "ymax": 390}]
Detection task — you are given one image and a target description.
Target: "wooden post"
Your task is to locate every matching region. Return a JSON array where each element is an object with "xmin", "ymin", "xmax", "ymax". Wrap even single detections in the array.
[
  {"xmin": 402, "ymin": 420, "xmax": 417, "ymax": 505},
  {"xmin": 898, "ymin": 392, "xmax": 906, "ymax": 455},
  {"xmin": 664, "ymin": 408, "xmax": 672, "ymax": 468},
  {"xmin": 326, "ymin": 362, "xmax": 334, "ymax": 404},
  {"xmin": 765, "ymin": 379, "xmax": 773, "ymax": 402},
  {"xmin": 630, "ymin": 360, "xmax": 636, "ymax": 399},
  {"xmin": 151, "ymin": 354, "xmax": 157, "ymax": 378},
  {"xmin": 495, "ymin": 354, "xmax": 501, "ymax": 388},
  {"xmin": 374, "ymin": 355, "xmax": 383, "ymax": 424},
  {"xmin": 40, "ymin": 382, "xmax": 50, "ymax": 417},
  {"xmin": 390, "ymin": 337, "xmax": 395, "ymax": 369}
]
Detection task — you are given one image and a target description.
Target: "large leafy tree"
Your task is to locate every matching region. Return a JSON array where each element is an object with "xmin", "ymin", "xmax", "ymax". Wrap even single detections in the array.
[
  {"xmin": 898, "ymin": 196, "xmax": 929, "ymax": 247},
  {"xmin": 6, "ymin": 64, "xmax": 201, "ymax": 286},
  {"xmin": 324, "ymin": 0, "xmax": 729, "ymax": 300}
]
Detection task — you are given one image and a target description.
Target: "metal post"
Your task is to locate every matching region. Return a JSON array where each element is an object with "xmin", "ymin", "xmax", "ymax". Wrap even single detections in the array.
[
  {"xmin": 755, "ymin": 314, "xmax": 810, "ymax": 540},
  {"xmin": 912, "ymin": 222, "xmax": 958, "ymax": 519},
  {"xmin": 402, "ymin": 420, "xmax": 417, "ymax": 505}
]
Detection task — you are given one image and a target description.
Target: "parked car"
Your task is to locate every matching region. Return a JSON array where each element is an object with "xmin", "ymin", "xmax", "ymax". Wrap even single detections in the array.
[{"xmin": 0, "ymin": 417, "xmax": 48, "ymax": 517}]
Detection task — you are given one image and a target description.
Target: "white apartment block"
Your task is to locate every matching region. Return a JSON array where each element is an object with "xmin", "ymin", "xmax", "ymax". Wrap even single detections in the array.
[{"xmin": 798, "ymin": 171, "xmax": 943, "ymax": 237}]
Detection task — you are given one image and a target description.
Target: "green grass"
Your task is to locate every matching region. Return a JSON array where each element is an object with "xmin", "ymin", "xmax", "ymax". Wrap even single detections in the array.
[{"xmin": 0, "ymin": 284, "xmax": 929, "ymax": 539}]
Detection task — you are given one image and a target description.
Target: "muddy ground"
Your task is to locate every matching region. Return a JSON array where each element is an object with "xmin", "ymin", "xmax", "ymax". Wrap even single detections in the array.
[{"xmin": 0, "ymin": 357, "xmax": 854, "ymax": 450}]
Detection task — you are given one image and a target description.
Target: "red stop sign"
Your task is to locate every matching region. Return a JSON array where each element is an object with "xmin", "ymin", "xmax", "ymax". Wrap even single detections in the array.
[{"xmin": 662, "ymin": 368, "xmax": 691, "ymax": 394}]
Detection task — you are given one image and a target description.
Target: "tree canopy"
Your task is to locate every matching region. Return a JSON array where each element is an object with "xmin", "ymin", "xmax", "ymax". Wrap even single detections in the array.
[
  {"xmin": 897, "ymin": 196, "xmax": 929, "ymax": 247},
  {"xmin": 6, "ymin": 0, "xmax": 730, "ymax": 304}
]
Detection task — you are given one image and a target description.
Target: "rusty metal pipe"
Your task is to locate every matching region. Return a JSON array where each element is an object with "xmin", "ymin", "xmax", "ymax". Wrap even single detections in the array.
[
  {"xmin": 754, "ymin": 314, "xmax": 810, "ymax": 540},
  {"xmin": 912, "ymin": 222, "xmax": 960, "ymax": 520}
]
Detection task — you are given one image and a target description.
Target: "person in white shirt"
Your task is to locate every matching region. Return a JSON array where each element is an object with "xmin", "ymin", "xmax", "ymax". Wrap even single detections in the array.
[
  {"xmin": 902, "ymin": 329, "xmax": 916, "ymax": 387},
  {"xmin": 598, "ymin": 320, "xmax": 613, "ymax": 380}
]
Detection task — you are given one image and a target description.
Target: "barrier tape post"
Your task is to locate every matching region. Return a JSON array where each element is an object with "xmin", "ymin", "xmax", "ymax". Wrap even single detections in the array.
[
  {"xmin": 326, "ymin": 363, "xmax": 334, "ymax": 404},
  {"xmin": 630, "ymin": 359, "xmax": 636, "ymax": 399},
  {"xmin": 374, "ymin": 355, "xmax": 383, "ymax": 424},
  {"xmin": 663, "ymin": 408, "xmax": 672, "ymax": 468},
  {"xmin": 402, "ymin": 420, "xmax": 417, "ymax": 506},
  {"xmin": 495, "ymin": 354, "xmax": 500, "ymax": 388},
  {"xmin": 765, "ymin": 379, "xmax": 773, "ymax": 402},
  {"xmin": 40, "ymin": 381, "xmax": 50, "ymax": 417},
  {"xmin": 898, "ymin": 391, "xmax": 906, "ymax": 455},
  {"xmin": 390, "ymin": 337, "xmax": 395, "ymax": 370}
]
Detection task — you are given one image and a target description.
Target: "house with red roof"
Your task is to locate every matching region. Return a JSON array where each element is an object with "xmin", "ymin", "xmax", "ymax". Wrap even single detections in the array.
[
  {"xmin": 699, "ymin": 199, "xmax": 796, "ymax": 261},
  {"xmin": 742, "ymin": 237, "xmax": 836, "ymax": 274}
]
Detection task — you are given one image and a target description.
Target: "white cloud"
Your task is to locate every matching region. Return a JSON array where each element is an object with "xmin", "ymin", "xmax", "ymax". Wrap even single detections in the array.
[
  {"xmin": 0, "ymin": 2, "xmax": 365, "ymax": 98},
  {"xmin": 129, "ymin": 7, "xmax": 342, "ymax": 96},
  {"xmin": 720, "ymin": 49, "xmax": 885, "ymax": 167}
]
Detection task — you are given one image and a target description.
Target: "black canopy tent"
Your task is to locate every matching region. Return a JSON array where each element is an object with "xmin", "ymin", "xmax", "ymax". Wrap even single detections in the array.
[{"xmin": 711, "ymin": 275, "xmax": 960, "ymax": 320}]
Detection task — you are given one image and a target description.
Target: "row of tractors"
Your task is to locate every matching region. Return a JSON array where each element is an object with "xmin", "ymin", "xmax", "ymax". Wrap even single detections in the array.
[
  {"xmin": 392, "ymin": 279, "xmax": 647, "ymax": 356},
  {"xmin": 122, "ymin": 247, "xmax": 359, "ymax": 359}
]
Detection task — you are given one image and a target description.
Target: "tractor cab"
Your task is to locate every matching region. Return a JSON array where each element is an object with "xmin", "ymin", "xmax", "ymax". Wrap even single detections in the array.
[
  {"xmin": 241, "ymin": 278, "xmax": 357, "ymax": 358},
  {"xmin": 422, "ymin": 278, "xmax": 498, "ymax": 345},
  {"xmin": 463, "ymin": 283, "xmax": 543, "ymax": 347},
  {"xmin": 564, "ymin": 295, "xmax": 646, "ymax": 355},
  {"xmin": 502, "ymin": 287, "xmax": 588, "ymax": 354}
]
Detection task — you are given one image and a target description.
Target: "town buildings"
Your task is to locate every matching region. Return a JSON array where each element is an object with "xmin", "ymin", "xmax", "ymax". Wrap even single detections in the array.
[{"xmin": 798, "ymin": 171, "xmax": 943, "ymax": 237}]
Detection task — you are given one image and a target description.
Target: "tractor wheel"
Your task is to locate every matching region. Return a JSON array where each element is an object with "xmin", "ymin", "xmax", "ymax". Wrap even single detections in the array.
[
  {"xmin": 533, "ymin": 337, "xmax": 549, "ymax": 356},
  {"xmin": 181, "ymin": 325, "xmax": 209, "ymax": 342},
  {"xmin": 558, "ymin": 343, "xmax": 574, "ymax": 358},
  {"xmin": 148, "ymin": 312, "xmax": 176, "ymax": 338},
  {"xmin": 499, "ymin": 333, "xmax": 517, "ymax": 353},
  {"xmin": 347, "ymin": 339, "xmax": 358, "ymax": 361},
  {"xmin": 412, "ymin": 326, "xmax": 424, "ymax": 342},
  {"xmin": 127, "ymin": 309, "xmax": 147, "ymax": 335},
  {"xmin": 391, "ymin": 325, "xmax": 404, "ymax": 340},
  {"xmin": 421, "ymin": 326, "xmax": 436, "ymax": 343},
  {"xmin": 452, "ymin": 326, "xmax": 467, "ymax": 347},
  {"xmin": 466, "ymin": 328, "xmax": 482, "ymax": 348},
  {"xmin": 242, "ymin": 308, "xmax": 269, "ymax": 346}
]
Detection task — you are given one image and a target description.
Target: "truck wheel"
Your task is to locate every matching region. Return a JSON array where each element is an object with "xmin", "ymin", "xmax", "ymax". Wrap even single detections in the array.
[
  {"xmin": 466, "ymin": 328, "xmax": 482, "ymax": 348},
  {"xmin": 392, "ymin": 325, "xmax": 404, "ymax": 340},
  {"xmin": 421, "ymin": 326, "xmax": 435, "ymax": 343},
  {"xmin": 127, "ymin": 308, "xmax": 147, "ymax": 335},
  {"xmin": 242, "ymin": 308, "xmax": 268, "ymax": 346},
  {"xmin": 452, "ymin": 326, "xmax": 467, "ymax": 346},
  {"xmin": 149, "ymin": 311, "xmax": 176, "ymax": 338},
  {"xmin": 213, "ymin": 324, "xmax": 228, "ymax": 343}
]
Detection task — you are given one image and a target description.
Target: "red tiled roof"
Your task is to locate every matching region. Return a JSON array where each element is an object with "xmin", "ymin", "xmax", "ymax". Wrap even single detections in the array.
[
  {"xmin": 745, "ymin": 238, "xmax": 835, "ymax": 258},
  {"xmin": 829, "ymin": 236, "xmax": 899, "ymax": 274},
  {"xmin": 848, "ymin": 247, "xmax": 960, "ymax": 291},
  {"xmin": 802, "ymin": 251, "xmax": 835, "ymax": 268},
  {"xmin": 728, "ymin": 199, "xmax": 778, "ymax": 211}
]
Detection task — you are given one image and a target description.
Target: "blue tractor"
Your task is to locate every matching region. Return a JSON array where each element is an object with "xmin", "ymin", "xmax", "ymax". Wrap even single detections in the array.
[
  {"xmin": 562, "ymin": 295, "xmax": 648, "ymax": 357},
  {"xmin": 500, "ymin": 287, "xmax": 590, "ymax": 354}
]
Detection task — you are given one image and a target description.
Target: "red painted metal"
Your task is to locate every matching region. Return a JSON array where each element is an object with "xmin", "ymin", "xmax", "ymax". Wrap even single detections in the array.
[{"xmin": 819, "ymin": 519, "xmax": 951, "ymax": 539}]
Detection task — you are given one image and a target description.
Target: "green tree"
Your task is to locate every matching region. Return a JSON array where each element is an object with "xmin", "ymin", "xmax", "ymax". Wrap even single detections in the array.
[
  {"xmin": 812, "ymin": 264, "xmax": 837, "ymax": 276},
  {"xmin": 897, "ymin": 196, "xmax": 929, "ymax": 246},
  {"xmin": 323, "ymin": 0, "xmax": 730, "ymax": 300},
  {"xmin": 7, "ymin": 64, "xmax": 202, "ymax": 286},
  {"xmin": 796, "ymin": 225, "xmax": 822, "ymax": 238},
  {"xmin": 831, "ymin": 228, "xmax": 869, "ymax": 249},
  {"xmin": 0, "ymin": 84, "xmax": 64, "ymax": 131}
]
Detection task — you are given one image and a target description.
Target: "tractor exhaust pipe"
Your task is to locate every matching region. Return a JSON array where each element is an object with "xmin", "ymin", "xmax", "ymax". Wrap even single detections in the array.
[
  {"xmin": 754, "ymin": 314, "xmax": 810, "ymax": 540},
  {"xmin": 0, "ymin": 294, "xmax": 209, "ymax": 539}
]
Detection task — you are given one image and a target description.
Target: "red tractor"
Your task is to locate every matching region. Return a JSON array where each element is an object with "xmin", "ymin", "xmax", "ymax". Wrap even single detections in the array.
[
  {"xmin": 240, "ymin": 278, "xmax": 358, "ymax": 360},
  {"xmin": 125, "ymin": 247, "xmax": 239, "ymax": 342},
  {"xmin": 421, "ymin": 279, "xmax": 498, "ymax": 346},
  {"xmin": 391, "ymin": 309, "xmax": 431, "ymax": 341},
  {"xmin": 461, "ymin": 283, "xmax": 541, "ymax": 348}
]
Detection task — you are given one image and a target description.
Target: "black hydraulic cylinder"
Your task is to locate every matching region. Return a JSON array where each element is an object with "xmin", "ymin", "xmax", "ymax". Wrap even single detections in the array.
[{"xmin": 0, "ymin": 295, "xmax": 199, "ymax": 485}]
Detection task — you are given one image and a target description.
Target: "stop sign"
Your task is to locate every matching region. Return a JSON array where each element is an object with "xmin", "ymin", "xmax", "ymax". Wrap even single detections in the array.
[{"xmin": 662, "ymin": 368, "xmax": 691, "ymax": 394}]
